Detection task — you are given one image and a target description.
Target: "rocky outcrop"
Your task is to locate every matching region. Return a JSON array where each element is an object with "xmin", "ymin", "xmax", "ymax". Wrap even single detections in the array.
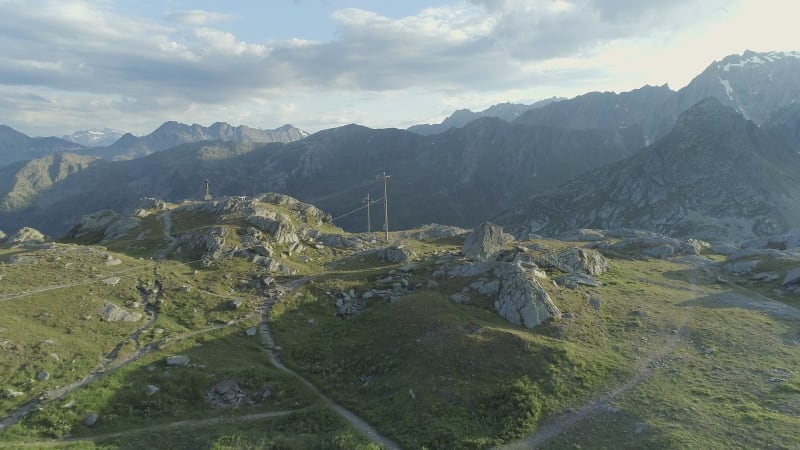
[
  {"xmin": 99, "ymin": 303, "xmax": 142, "ymax": 322},
  {"xmin": 65, "ymin": 210, "xmax": 140, "ymax": 242},
  {"xmin": 403, "ymin": 224, "xmax": 468, "ymax": 241},
  {"xmin": 4, "ymin": 227, "xmax": 46, "ymax": 246},
  {"xmin": 494, "ymin": 262, "xmax": 560, "ymax": 328},
  {"xmin": 552, "ymin": 248, "xmax": 608, "ymax": 275},
  {"xmin": 378, "ymin": 246, "xmax": 414, "ymax": 263},
  {"xmin": 207, "ymin": 380, "xmax": 246, "ymax": 408},
  {"xmin": 462, "ymin": 222, "xmax": 514, "ymax": 261},
  {"xmin": 247, "ymin": 210, "xmax": 299, "ymax": 245}
]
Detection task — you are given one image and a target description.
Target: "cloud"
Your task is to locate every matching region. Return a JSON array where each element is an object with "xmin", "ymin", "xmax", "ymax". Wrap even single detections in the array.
[
  {"xmin": 166, "ymin": 10, "xmax": 236, "ymax": 26},
  {"xmin": 0, "ymin": 0, "xmax": 760, "ymax": 135}
]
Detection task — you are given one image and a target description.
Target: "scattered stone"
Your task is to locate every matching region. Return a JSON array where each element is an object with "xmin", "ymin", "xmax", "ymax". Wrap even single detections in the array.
[
  {"xmin": 104, "ymin": 257, "xmax": 122, "ymax": 266},
  {"xmin": 703, "ymin": 347, "xmax": 716, "ymax": 355},
  {"xmin": 450, "ymin": 293, "xmax": 471, "ymax": 304},
  {"xmin": 588, "ymin": 294, "xmax": 602, "ymax": 310},
  {"xmin": 36, "ymin": 370, "xmax": 50, "ymax": 381},
  {"xmin": 99, "ymin": 303, "xmax": 142, "ymax": 322},
  {"xmin": 256, "ymin": 385, "xmax": 272, "ymax": 401},
  {"xmin": 5, "ymin": 227, "xmax": 46, "ymax": 246},
  {"xmin": 462, "ymin": 222, "xmax": 514, "ymax": 261},
  {"xmin": 144, "ymin": 385, "xmax": 160, "ymax": 396},
  {"xmin": 362, "ymin": 291, "xmax": 375, "ymax": 299},
  {"xmin": 5, "ymin": 389, "xmax": 24, "ymax": 398},
  {"xmin": 61, "ymin": 399, "xmax": 75, "ymax": 408},
  {"xmin": 724, "ymin": 260, "xmax": 761, "ymax": 275},
  {"xmin": 207, "ymin": 380, "xmax": 246, "ymax": 408},
  {"xmin": 228, "ymin": 299, "xmax": 244, "ymax": 310},
  {"xmin": 83, "ymin": 413, "xmax": 99, "ymax": 427},
  {"xmin": 245, "ymin": 327, "xmax": 258, "ymax": 337},
  {"xmin": 166, "ymin": 355, "xmax": 190, "ymax": 366},
  {"xmin": 101, "ymin": 277, "xmax": 121, "ymax": 286}
]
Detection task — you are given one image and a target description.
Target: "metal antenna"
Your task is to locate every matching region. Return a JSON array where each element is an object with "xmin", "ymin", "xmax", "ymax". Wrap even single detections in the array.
[
  {"xmin": 363, "ymin": 193, "xmax": 371, "ymax": 233},
  {"xmin": 377, "ymin": 172, "xmax": 390, "ymax": 241}
]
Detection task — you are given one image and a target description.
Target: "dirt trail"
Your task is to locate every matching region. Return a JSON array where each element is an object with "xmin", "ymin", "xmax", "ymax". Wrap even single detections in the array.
[
  {"xmin": 499, "ymin": 320, "xmax": 688, "ymax": 449},
  {"xmin": 259, "ymin": 278, "xmax": 401, "ymax": 450},
  {"xmin": 0, "ymin": 410, "xmax": 298, "ymax": 448}
]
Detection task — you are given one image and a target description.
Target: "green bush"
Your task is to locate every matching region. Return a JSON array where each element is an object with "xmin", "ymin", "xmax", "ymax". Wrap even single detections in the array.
[{"xmin": 483, "ymin": 375, "xmax": 544, "ymax": 440}]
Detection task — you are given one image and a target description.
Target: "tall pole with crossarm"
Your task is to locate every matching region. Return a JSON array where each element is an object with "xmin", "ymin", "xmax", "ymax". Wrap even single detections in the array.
[{"xmin": 378, "ymin": 172, "xmax": 390, "ymax": 241}]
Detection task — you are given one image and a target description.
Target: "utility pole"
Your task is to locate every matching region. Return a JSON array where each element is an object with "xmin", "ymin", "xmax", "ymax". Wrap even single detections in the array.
[
  {"xmin": 378, "ymin": 172, "xmax": 390, "ymax": 242},
  {"xmin": 203, "ymin": 179, "xmax": 212, "ymax": 201},
  {"xmin": 363, "ymin": 193, "xmax": 371, "ymax": 233}
]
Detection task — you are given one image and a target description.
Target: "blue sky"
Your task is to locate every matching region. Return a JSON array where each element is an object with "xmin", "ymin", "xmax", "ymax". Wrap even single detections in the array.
[{"xmin": 0, "ymin": 0, "xmax": 798, "ymax": 137}]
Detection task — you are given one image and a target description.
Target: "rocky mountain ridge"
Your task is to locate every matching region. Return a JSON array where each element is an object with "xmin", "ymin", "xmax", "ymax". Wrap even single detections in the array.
[
  {"xmin": 495, "ymin": 98, "xmax": 800, "ymax": 242},
  {"xmin": 0, "ymin": 125, "xmax": 86, "ymax": 168}
]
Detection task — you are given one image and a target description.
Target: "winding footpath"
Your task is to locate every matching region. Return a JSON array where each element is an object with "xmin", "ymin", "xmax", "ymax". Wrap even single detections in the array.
[{"xmin": 259, "ymin": 278, "xmax": 401, "ymax": 450}]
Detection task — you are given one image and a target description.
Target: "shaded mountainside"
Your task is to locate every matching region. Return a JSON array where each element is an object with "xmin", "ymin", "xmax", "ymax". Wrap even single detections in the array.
[
  {"xmin": 0, "ymin": 125, "xmax": 86, "ymax": 168},
  {"xmin": 495, "ymin": 98, "xmax": 800, "ymax": 242},
  {"xmin": 408, "ymin": 97, "xmax": 562, "ymax": 135},
  {"xmin": 514, "ymin": 50, "xmax": 800, "ymax": 146},
  {"xmin": 92, "ymin": 121, "xmax": 308, "ymax": 161},
  {"xmin": 0, "ymin": 119, "xmax": 643, "ymax": 235}
]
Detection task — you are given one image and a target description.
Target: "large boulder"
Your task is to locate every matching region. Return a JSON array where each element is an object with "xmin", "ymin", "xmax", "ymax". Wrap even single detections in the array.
[
  {"xmin": 462, "ymin": 222, "xmax": 514, "ymax": 261},
  {"xmin": 494, "ymin": 262, "xmax": 560, "ymax": 328},
  {"xmin": 555, "ymin": 248, "xmax": 609, "ymax": 275},
  {"xmin": 378, "ymin": 246, "xmax": 414, "ymax": 263},
  {"xmin": 99, "ymin": 303, "xmax": 142, "ymax": 322},
  {"xmin": 207, "ymin": 380, "xmax": 246, "ymax": 408}
]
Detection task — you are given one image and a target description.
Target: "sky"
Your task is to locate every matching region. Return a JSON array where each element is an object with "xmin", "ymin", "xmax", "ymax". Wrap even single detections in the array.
[{"xmin": 0, "ymin": 0, "xmax": 799, "ymax": 137}]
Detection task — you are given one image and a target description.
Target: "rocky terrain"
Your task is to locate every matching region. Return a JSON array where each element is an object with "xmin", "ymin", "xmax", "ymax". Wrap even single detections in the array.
[
  {"xmin": 496, "ymin": 98, "xmax": 800, "ymax": 242},
  {"xmin": 0, "ymin": 192, "xmax": 798, "ymax": 449}
]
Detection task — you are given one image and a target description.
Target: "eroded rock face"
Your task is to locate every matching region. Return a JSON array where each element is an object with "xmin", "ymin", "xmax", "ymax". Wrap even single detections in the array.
[
  {"xmin": 247, "ymin": 210, "xmax": 299, "ymax": 245},
  {"xmin": 494, "ymin": 262, "xmax": 560, "ymax": 328},
  {"xmin": 462, "ymin": 222, "xmax": 514, "ymax": 261},
  {"xmin": 65, "ymin": 210, "xmax": 120, "ymax": 238}
]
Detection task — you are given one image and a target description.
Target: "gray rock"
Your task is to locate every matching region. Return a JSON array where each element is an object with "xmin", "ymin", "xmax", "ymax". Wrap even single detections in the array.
[
  {"xmin": 5, "ymin": 389, "xmax": 24, "ymax": 398},
  {"xmin": 724, "ymin": 260, "xmax": 761, "ymax": 275},
  {"xmin": 245, "ymin": 327, "xmax": 258, "ymax": 337},
  {"xmin": 555, "ymin": 273, "xmax": 601, "ymax": 288},
  {"xmin": 493, "ymin": 262, "xmax": 560, "ymax": 328},
  {"xmin": 247, "ymin": 210, "xmax": 299, "ymax": 245},
  {"xmin": 470, "ymin": 279, "xmax": 500, "ymax": 296},
  {"xmin": 462, "ymin": 222, "xmax": 514, "ymax": 261},
  {"xmin": 5, "ymin": 227, "xmax": 46, "ymax": 246},
  {"xmin": 426, "ymin": 279, "xmax": 439, "ymax": 289},
  {"xmin": 557, "ymin": 229, "xmax": 607, "ymax": 242},
  {"xmin": 447, "ymin": 262, "xmax": 493, "ymax": 278},
  {"xmin": 99, "ymin": 303, "xmax": 142, "ymax": 322},
  {"xmin": 751, "ymin": 272, "xmax": 779, "ymax": 282},
  {"xmin": 588, "ymin": 294, "xmax": 602, "ymax": 310},
  {"xmin": 166, "ymin": 355, "xmax": 190, "ymax": 366},
  {"xmin": 36, "ymin": 370, "xmax": 50, "ymax": 381},
  {"xmin": 362, "ymin": 291, "xmax": 375, "ymax": 299},
  {"xmin": 378, "ymin": 246, "xmax": 415, "ymax": 263},
  {"xmin": 643, "ymin": 244, "xmax": 675, "ymax": 259},
  {"xmin": 228, "ymin": 299, "xmax": 244, "ymax": 310},
  {"xmin": 555, "ymin": 248, "xmax": 609, "ymax": 275},
  {"xmin": 207, "ymin": 380, "xmax": 246, "ymax": 408},
  {"xmin": 450, "ymin": 293, "xmax": 471, "ymax": 304},
  {"xmin": 144, "ymin": 384, "xmax": 160, "ymax": 396},
  {"xmin": 101, "ymin": 276, "xmax": 121, "ymax": 286},
  {"xmin": 83, "ymin": 413, "xmax": 99, "ymax": 427}
]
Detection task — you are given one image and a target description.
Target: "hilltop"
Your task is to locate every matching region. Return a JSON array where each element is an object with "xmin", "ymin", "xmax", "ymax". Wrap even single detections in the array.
[{"xmin": 0, "ymin": 194, "xmax": 798, "ymax": 448}]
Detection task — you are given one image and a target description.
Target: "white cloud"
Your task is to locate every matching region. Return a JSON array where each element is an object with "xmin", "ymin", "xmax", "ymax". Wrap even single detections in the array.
[
  {"xmin": 0, "ymin": 0, "xmax": 794, "ymax": 136},
  {"xmin": 166, "ymin": 10, "xmax": 236, "ymax": 26}
]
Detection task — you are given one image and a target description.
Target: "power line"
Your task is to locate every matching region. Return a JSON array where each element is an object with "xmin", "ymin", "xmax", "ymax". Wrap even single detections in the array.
[{"xmin": 331, "ymin": 197, "xmax": 384, "ymax": 222}]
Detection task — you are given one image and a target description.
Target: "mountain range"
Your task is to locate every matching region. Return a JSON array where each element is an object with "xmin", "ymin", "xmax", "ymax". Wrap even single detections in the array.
[
  {"xmin": 1, "ymin": 50, "xmax": 800, "ymax": 242},
  {"xmin": 62, "ymin": 128, "xmax": 127, "ymax": 147},
  {"xmin": 0, "ymin": 122, "xmax": 308, "ymax": 168}
]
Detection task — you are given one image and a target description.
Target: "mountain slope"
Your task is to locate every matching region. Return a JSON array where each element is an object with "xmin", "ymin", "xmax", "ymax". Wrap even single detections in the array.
[
  {"xmin": 0, "ymin": 125, "xmax": 86, "ymax": 168},
  {"xmin": 94, "ymin": 122, "xmax": 308, "ymax": 161},
  {"xmin": 62, "ymin": 128, "xmax": 126, "ymax": 147},
  {"xmin": 407, "ymin": 97, "xmax": 562, "ymax": 135},
  {"xmin": 0, "ymin": 119, "xmax": 643, "ymax": 235},
  {"xmin": 496, "ymin": 98, "xmax": 800, "ymax": 241}
]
